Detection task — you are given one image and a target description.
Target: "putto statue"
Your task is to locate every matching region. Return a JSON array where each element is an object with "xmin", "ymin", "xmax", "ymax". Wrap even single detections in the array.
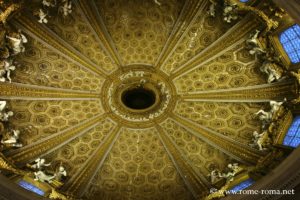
[
  {"xmin": 42, "ymin": 0, "xmax": 57, "ymax": 7},
  {"xmin": 36, "ymin": 9, "xmax": 48, "ymax": 24},
  {"xmin": 260, "ymin": 61, "xmax": 284, "ymax": 83},
  {"xmin": 28, "ymin": 158, "xmax": 51, "ymax": 170},
  {"xmin": 1, "ymin": 129, "xmax": 22, "ymax": 148},
  {"xmin": 219, "ymin": 163, "xmax": 241, "ymax": 182},
  {"xmin": 0, "ymin": 110, "xmax": 13, "ymax": 122},
  {"xmin": 0, "ymin": 59, "xmax": 15, "ymax": 83},
  {"xmin": 245, "ymin": 30, "xmax": 266, "ymax": 56},
  {"xmin": 255, "ymin": 109, "xmax": 272, "ymax": 124},
  {"xmin": 223, "ymin": 2, "xmax": 238, "ymax": 23},
  {"xmin": 208, "ymin": 169, "xmax": 222, "ymax": 184},
  {"xmin": 6, "ymin": 30, "xmax": 28, "ymax": 55},
  {"xmin": 208, "ymin": 0, "xmax": 217, "ymax": 17},
  {"xmin": 59, "ymin": 0, "xmax": 72, "ymax": 17},
  {"xmin": 34, "ymin": 170, "xmax": 56, "ymax": 183},
  {"xmin": 55, "ymin": 165, "xmax": 67, "ymax": 181},
  {"xmin": 250, "ymin": 130, "xmax": 271, "ymax": 151}
]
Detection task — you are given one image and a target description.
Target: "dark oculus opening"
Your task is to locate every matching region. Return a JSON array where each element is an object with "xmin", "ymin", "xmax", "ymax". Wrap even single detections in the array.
[{"xmin": 121, "ymin": 87, "xmax": 156, "ymax": 110}]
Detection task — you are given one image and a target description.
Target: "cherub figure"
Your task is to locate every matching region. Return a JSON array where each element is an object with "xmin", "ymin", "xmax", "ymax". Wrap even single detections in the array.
[
  {"xmin": 0, "ymin": 110, "xmax": 13, "ymax": 122},
  {"xmin": 29, "ymin": 158, "xmax": 51, "ymax": 170},
  {"xmin": 60, "ymin": 0, "xmax": 72, "ymax": 17},
  {"xmin": 55, "ymin": 166, "xmax": 67, "ymax": 181},
  {"xmin": 260, "ymin": 61, "xmax": 283, "ymax": 83},
  {"xmin": 1, "ymin": 129, "xmax": 22, "ymax": 148},
  {"xmin": 252, "ymin": 130, "xmax": 270, "ymax": 151},
  {"xmin": 0, "ymin": 59, "xmax": 15, "ymax": 83},
  {"xmin": 255, "ymin": 109, "xmax": 272, "ymax": 123},
  {"xmin": 42, "ymin": 0, "xmax": 57, "ymax": 7},
  {"xmin": 34, "ymin": 170, "xmax": 56, "ymax": 183},
  {"xmin": 208, "ymin": 0, "xmax": 217, "ymax": 17},
  {"xmin": 36, "ymin": 9, "xmax": 48, "ymax": 24},
  {"xmin": 208, "ymin": 169, "xmax": 222, "ymax": 184},
  {"xmin": 6, "ymin": 30, "xmax": 28, "ymax": 55}
]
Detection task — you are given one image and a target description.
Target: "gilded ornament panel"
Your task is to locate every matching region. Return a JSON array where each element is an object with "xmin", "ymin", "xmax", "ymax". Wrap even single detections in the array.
[
  {"xmin": 45, "ymin": 4, "xmax": 117, "ymax": 73},
  {"xmin": 160, "ymin": 118, "xmax": 230, "ymax": 180},
  {"xmin": 12, "ymin": 35, "xmax": 104, "ymax": 93},
  {"xmin": 173, "ymin": 43, "xmax": 266, "ymax": 93},
  {"xmin": 85, "ymin": 127, "xmax": 193, "ymax": 200},
  {"xmin": 161, "ymin": 5, "xmax": 233, "ymax": 75},
  {"xmin": 43, "ymin": 118, "xmax": 116, "ymax": 182},
  {"xmin": 7, "ymin": 100, "xmax": 104, "ymax": 145},
  {"xmin": 95, "ymin": 0, "xmax": 184, "ymax": 65},
  {"xmin": 174, "ymin": 101, "xmax": 266, "ymax": 143}
]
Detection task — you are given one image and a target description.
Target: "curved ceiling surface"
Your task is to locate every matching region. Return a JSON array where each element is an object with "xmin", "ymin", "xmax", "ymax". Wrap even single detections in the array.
[{"xmin": 0, "ymin": 0, "xmax": 299, "ymax": 200}]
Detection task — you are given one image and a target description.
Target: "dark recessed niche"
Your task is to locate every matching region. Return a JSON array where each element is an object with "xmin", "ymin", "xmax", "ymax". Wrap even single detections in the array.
[{"xmin": 121, "ymin": 87, "xmax": 156, "ymax": 110}]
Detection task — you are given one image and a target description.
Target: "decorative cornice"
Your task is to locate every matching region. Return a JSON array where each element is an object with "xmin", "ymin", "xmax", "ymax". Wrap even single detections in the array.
[
  {"xmin": 6, "ymin": 114, "xmax": 106, "ymax": 165},
  {"xmin": 155, "ymin": 0, "xmax": 207, "ymax": 69},
  {"xmin": 0, "ymin": 82, "xmax": 100, "ymax": 100},
  {"xmin": 63, "ymin": 125, "xmax": 122, "ymax": 197},
  {"xmin": 155, "ymin": 124, "xmax": 208, "ymax": 199},
  {"xmin": 180, "ymin": 81, "xmax": 297, "ymax": 102},
  {"xmin": 170, "ymin": 15, "xmax": 257, "ymax": 80},
  {"xmin": 12, "ymin": 14, "xmax": 109, "ymax": 78},
  {"xmin": 77, "ymin": 0, "xmax": 123, "ymax": 67},
  {"xmin": 169, "ymin": 113, "xmax": 264, "ymax": 165}
]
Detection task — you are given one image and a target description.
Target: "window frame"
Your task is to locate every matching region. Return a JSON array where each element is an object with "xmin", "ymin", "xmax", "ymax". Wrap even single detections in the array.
[{"xmin": 269, "ymin": 19, "xmax": 300, "ymax": 70}]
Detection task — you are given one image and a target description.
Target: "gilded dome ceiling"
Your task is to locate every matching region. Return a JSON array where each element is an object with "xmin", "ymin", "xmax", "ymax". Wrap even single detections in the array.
[{"xmin": 0, "ymin": 0, "xmax": 299, "ymax": 200}]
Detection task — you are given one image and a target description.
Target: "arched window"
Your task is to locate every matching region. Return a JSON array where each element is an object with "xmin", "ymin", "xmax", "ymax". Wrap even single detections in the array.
[
  {"xmin": 283, "ymin": 116, "xmax": 300, "ymax": 148},
  {"xmin": 279, "ymin": 24, "xmax": 300, "ymax": 64},
  {"xmin": 18, "ymin": 180, "xmax": 45, "ymax": 196},
  {"xmin": 229, "ymin": 178, "xmax": 255, "ymax": 192}
]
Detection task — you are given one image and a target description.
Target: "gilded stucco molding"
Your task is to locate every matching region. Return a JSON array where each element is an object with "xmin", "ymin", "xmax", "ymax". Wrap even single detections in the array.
[
  {"xmin": 77, "ymin": 0, "xmax": 123, "ymax": 67},
  {"xmin": 169, "ymin": 113, "xmax": 264, "ymax": 165},
  {"xmin": 181, "ymin": 81, "xmax": 297, "ymax": 102},
  {"xmin": 0, "ymin": 82, "xmax": 100, "ymax": 100},
  {"xmin": 12, "ymin": 14, "xmax": 109, "ymax": 78},
  {"xmin": 63, "ymin": 125, "xmax": 122, "ymax": 197},
  {"xmin": 155, "ymin": 0, "xmax": 207, "ymax": 69},
  {"xmin": 6, "ymin": 114, "xmax": 107, "ymax": 165},
  {"xmin": 170, "ymin": 15, "xmax": 257, "ymax": 80},
  {"xmin": 155, "ymin": 124, "xmax": 209, "ymax": 200}
]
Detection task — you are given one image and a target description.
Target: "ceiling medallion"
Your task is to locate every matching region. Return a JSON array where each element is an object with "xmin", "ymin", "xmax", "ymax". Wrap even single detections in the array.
[{"xmin": 102, "ymin": 66, "xmax": 176, "ymax": 128}]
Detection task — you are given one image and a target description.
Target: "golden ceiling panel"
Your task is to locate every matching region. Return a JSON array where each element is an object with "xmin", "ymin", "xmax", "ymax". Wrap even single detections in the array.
[
  {"xmin": 7, "ymin": 100, "xmax": 103, "ymax": 145},
  {"xmin": 174, "ymin": 101, "xmax": 265, "ymax": 144},
  {"xmin": 161, "ymin": 5, "xmax": 233, "ymax": 75},
  {"xmin": 43, "ymin": 118, "xmax": 116, "ymax": 183},
  {"xmin": 160, "ymin": 118, "xmax": 230, "ymax": 180},
  {"xmin": 13, "ymin": 35, "xmax": 105, "ymax": 93},
  {"xmin": 45, "ymin": 4, "xmax": 118, "ymax": 74},
  {"xmin": 95, "ymin": 0, "xmax": 184, "ymax": 65},
  {"xmin": 173, "ymin": 43, "xmax": 266, "ymax": 93},
  {"xmin": 0, "ymin": 1, "xmax": 298, "ymax": 200},
  {"xmin": 86, "ymin": 127, "xmax": 193, "ymax": 200}
]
